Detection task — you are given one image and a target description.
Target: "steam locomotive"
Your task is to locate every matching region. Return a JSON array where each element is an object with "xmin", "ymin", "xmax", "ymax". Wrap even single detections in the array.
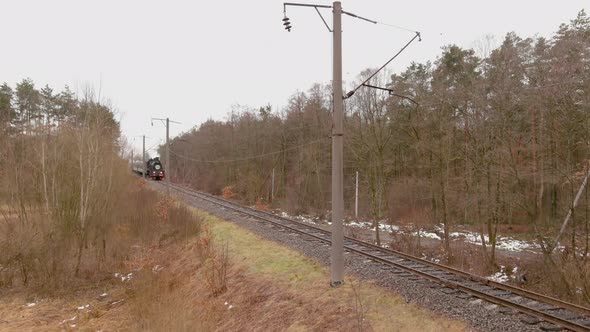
[
  {"xmin": 146, "ymin": 157, "xmax": 165, "ymax": 180},
  {"xmin": 132, "ymin": 157, "xmax": 165, "ymax": 180}
]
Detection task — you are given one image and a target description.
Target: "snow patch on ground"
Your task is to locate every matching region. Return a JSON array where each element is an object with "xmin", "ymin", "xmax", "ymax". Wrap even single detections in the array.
[
  {"xmin": 415, "ymin": 230, "xmax": 441, "ymax": 240},
  {"xmin": 450, "ymin": 231, "xmax": 540, "ymax": 253},
  {"xmin": 275, "ymin": 210, "xmax": 544, "ymax": 254},
  {"xmin": 422, "ymin": 253, "xmax": 441, "ymax": 263},
  {"xmin": 277, "ymin": 210, "xmax": 400, "ymax": 232},
  {"xmin": 487, "ymin": 265, "xmax": 519, "ymax": 283},
  {"xmin": 497, "ymin": 238, "xmax": 540, "ymax": 252},
  {"xmin": 347, "ymin": 220, "xmax": 400, "ymax": 232},
  {"xmin": 280, "ymin": 212, "xmax": 323, "ymax": 225},
  {"xmin": 347, "ymin": 220, "xmax": 372, "ymax": 229},
  {"xmin": 59, "ymin": 315, "xmax": 77, "ymax": 326},
  {"xmin": 488, "ymin": 269, "xmax": 509, "ymax": 283},
  {"xmin": 413, "ymin": 228, "xmax": 542, "ymax": 253},
  {"xmin": 110, "ymin": 299, "xmax": 125, "ymax": 306},
  {"xmin": 114, "ymin": 272, "xmax": 133, "ymax": 282}
]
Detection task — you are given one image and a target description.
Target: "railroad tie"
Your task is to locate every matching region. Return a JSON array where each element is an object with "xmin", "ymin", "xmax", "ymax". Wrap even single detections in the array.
[
  {"xmin": 577, "ymin": 319, "xmax": 590, "ymax": 327},
  {"xmin": 455, "ymin": 293, "xmax": 473, "ymax": 300},
  {"xmin": 538, "ymin": 323, "xmax": 563, "ymax": 331},
  {"xmin": 442, "ymin": 288, "xmax": 460, "ymax": 294},
  {"xmin": 485, "ymin": 290, "xmax": 513, "ymax": 297},
  {"xmin": 519, "ymin": 315, "xmax": 542, "ymax": 325}
]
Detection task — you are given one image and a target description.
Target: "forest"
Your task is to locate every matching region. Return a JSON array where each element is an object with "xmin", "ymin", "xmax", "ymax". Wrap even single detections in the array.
[
  {"xmin": 1, "ymin": 10, "xmax": 588, "ymax": 304},
  {"xmin": 163, "ymin": 12, "xmax": 590, "ymax": 301},
  {"xmin": 0, "ymin": 78, "xmax": 140, "ymax": 288}
]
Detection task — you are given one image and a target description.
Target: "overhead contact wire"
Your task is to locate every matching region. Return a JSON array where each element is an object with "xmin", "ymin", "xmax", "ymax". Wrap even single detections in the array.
[
  {"xmin": 169, "ymin": 137, "xmax": 329, "ymax": 163},
  {"xmin": 376, "ymin": 21, "xmax": 420, "ymax": 34}
]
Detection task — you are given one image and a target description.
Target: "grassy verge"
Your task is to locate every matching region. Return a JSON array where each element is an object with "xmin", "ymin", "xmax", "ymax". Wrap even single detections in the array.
[{"xmin": 196, "ymin": 209, "xmax": 468, "ymax": 332}]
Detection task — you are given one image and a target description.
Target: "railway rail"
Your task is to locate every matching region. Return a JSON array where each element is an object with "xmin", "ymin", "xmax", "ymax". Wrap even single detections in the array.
[{"xmin": 163, "ymin": 181, "xmax": 590, "ymax": 331}]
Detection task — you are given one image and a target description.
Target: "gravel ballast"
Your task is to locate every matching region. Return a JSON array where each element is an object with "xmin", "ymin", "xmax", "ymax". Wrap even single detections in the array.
[{"xmin": 160, "ymin": 183, "xmax": 552, "ymax": 332}]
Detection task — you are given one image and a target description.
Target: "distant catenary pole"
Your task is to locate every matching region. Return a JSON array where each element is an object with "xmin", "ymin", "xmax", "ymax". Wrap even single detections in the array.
[
  {"xmin": 355, "ymin": 171, "xmax": 359, "ymax": 218},
  {"xmin": 166, "ymin": 118, "xmax": 170, "ymax": 194},
  {"xmin": 142, "ymin": 135, "xmax": 146, "ymax": 177},
  {"xmin": 271, "ymin": 167, "xmax": 275, "ymax": 202}
]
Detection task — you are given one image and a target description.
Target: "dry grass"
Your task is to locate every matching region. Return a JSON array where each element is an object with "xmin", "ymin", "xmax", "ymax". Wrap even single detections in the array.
[
  {"xmin": 197, "ymin": 208, "xmax": 469, "ymax": 332},
  {"xmin": 0, "ymin": 180, "xmax": 199, "ymax": 293},
  {"xmin": 122, "ymin": 212, "xmax": 468, "ymax": 331},
  {"xmin": 0, "ymin": 200, "xmax": 469, "ymax": 331}
]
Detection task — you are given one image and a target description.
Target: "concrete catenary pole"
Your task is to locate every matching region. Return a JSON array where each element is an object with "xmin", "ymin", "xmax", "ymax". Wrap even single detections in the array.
[
  {"xmin": 271, "ymin": 167, "xmax": 275, "ymax": 202},
  {"xmin": 166, "ymin": 117, "xmax": 170, "ymax": 195},
  {"xmin": 142, "ymin": 135, "xmax": 146, "ymax": 177},
  {"xmin": 331, "ymin": 0, "xmax": 344, "ymax": 287},
  {"xmin": 355, "ymin": 171, "xmax": 359, "ymax": 218}
]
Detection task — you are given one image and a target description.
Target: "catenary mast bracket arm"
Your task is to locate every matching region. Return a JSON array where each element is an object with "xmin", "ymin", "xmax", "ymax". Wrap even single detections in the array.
[
  {"xmin": 283, "ymin": 3, "xmax": 333, "ymax": 32},
  {"xmin": 361, "ymin": 83, "xmax": 419, "ymax": 105},
  {"xmin": 341, "ymin": 10, "xmax": 377, "ymax": 24},
  {"xmin": 344, "ymin": 32, "xmax": 421, "ymax": 100},
  {"xmin": 315, "ymin": 7, "xmax": 332, "ymax": 32},
  {"xmin": 284, "ymin": 2, "xmax": 332, "ymax": 9},
  {"xmin": 151, "ymin": 117, "xmax": 181, "ymax": 125},
  {"xmin": 283, "ymin": 3, "xmax": 381, "ymax": 32}
]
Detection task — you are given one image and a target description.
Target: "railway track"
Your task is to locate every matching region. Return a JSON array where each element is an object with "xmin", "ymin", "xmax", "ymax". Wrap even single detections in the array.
[{"xmin": 164, "ymin": 182, "xmax": 590, "ymax": 331}]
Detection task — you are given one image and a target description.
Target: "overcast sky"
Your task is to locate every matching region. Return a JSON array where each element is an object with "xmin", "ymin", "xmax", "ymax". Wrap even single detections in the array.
[{"xmin": 1, "ymin": 0, "xmax": 588, "ymax": 154}]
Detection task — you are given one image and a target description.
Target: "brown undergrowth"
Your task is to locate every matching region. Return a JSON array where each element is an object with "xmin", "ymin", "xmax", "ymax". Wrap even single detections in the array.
[
  {"xmin": 127, "ymin": 238, "xmax": 359, "ymax": 331},
  {"xmin": 125, "ymin": 221, "xmax": 366, "ymax": 331},
  {"xmin": 0, "ymin": 180, "xmax": 199, "ymax": 294},
  {"xmin": 0, "ymin": 192, "xmax": 468, "ymax": 331},
  {"xmin": 118, "ymin": 214, "xmax": 467, "ymax": 332}
]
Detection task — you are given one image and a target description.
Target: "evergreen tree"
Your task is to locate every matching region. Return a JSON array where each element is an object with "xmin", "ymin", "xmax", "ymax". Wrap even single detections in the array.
[
  {"xmin": 40, "ymin": 84, "xmax": 56, "ymax": 130},
  {"xmin": 14, "ymin": 78, "xmax": 40, "ymax": 134},
  {"xmin": 0, "ymin": 83, "xmax": 14, "ymax": 133}
]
